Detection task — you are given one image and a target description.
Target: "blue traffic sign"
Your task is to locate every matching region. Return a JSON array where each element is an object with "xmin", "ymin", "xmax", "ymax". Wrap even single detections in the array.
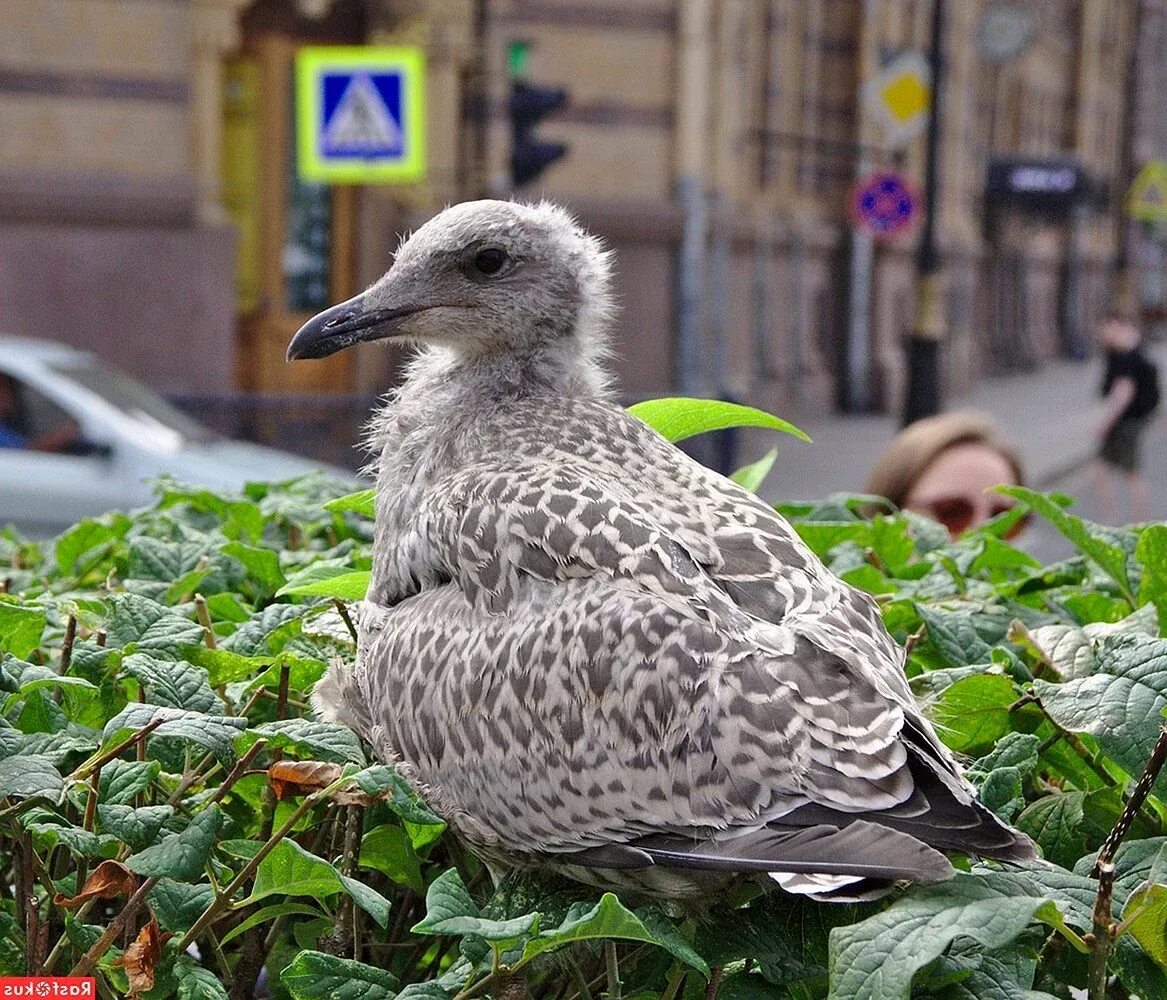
[
  {"xmin": 850, "ymin": 171, "xmax": 919, "ymax": 237},
  {"xmin": 296, "ymin": 46, "xmax": 426, "ymax": 184}
]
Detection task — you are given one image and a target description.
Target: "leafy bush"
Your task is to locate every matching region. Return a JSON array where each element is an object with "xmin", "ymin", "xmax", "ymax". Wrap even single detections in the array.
[{"xmin": 2, "ymin": 403, "xmax": 1167, "ymax": 1000}]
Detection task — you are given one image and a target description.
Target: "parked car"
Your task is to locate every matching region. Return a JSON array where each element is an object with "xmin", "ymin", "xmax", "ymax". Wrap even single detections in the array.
[{"xmin": 0, "ymin": 337, "xmax": 357, "ymax": 536}]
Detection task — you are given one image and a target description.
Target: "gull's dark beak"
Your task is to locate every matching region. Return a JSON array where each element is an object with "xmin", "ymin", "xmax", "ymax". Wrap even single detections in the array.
[{"xmin": 286, "ymin": 292, "xmax": 422, "ymax": 361}]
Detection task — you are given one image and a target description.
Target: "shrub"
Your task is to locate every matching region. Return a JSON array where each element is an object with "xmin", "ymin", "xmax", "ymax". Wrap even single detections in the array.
[{"xmin": 2, "ymin": 405, "xmax": 1167, "ymax": 999}]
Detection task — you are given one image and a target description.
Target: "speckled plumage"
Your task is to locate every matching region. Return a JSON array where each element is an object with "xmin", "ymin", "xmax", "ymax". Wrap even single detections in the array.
[{"xmin": 292, "ymin": 200, "xmax": 1034, "ymax": 900}]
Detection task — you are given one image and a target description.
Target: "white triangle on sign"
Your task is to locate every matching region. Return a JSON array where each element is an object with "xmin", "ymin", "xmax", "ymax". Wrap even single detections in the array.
[{"xmin": 323, "ymin": 73, "xmax": 403, "ymax": 155}]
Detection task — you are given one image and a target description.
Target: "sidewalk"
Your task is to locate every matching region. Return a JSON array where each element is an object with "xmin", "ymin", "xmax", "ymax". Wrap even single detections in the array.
[{"xmin": 749, "ymin": 344, "xmax": 1167, "ymax": 505}]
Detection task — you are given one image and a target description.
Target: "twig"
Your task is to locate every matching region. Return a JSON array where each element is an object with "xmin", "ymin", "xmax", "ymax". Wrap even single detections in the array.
[
  {"xmin": 68, "ymin": 876, "xmax": 157, "ymax": 977},
  {"xmin": 1086, "ymin": 726, "xmax": 1167, "ymax": 1000},
  {"xmin": 494, "ymin": 970, "xmax": 530, "ymax": 1000},
  {"xmin": 333, "ymin": 599, "xmax": 359, "ymax": 643},
  {"xmin": 59, "ymin": 615, "xmax": 77, "ymax": 674},
  {"xmin": 704, "ymin": 967, "xmax": 723, "ymax": 1000},
  {"xmin": 21, "ymin": 829, "xmax": 37, "ymax": 973},
  {"xmin": 73, "ymin": 767, "xmax": 102, "ymax": 903},
  {"xmin": 72, "ymin": 718, "xmax": 165, "ymax": 781},
  {"xmin": 275, "ymin": 660, "xmax": 291, "ymax": 721},
  {"xmin": 902, "ymin": 626, "xmax": 925, "ymax": 660},
  {"xmin": 1093, "ymin": 726, "xmax": 1167, "ymax": 873},
  {"xmin": 177, "ymin": 774, "xmax": 351, "ymax": 952},
  {"xmin": 659, "ymin": 967, "xmax": 686, "ymax": 1000},
  {"xmin": 567, "ymin": 957, "xmax": 594, "ymax": 1000},
  {"xmin": 604, "ymin": 942, "xmax": 621, "ymax": 1000},
  {"xmin": 0, "ymin": 796, "xmax": 52, "ymax": 824},
  {"xmin": 208, "ymin": 740, "xmax": 268, "ymax": 807},
  {"xmin": 194, "ymin": 594, "xmax": 216, "ymax": 649}
]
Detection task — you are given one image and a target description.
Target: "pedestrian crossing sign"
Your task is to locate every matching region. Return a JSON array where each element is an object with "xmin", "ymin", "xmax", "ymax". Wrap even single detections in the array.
[
  {"xmin": 1127, "ymin": 161, "xmax": 1167, "ymax": 222},
  {"xmin": 295, "ymin": 46, "xmax": 426, "ymax": 184}
]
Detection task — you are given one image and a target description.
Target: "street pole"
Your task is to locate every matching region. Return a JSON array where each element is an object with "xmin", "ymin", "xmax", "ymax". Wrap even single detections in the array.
[
  {"xmin": 902, "ymin": 0, "xmax": 946, "ymax": 427},
  {"xmin": 675, "ymin": 0, "xmax": 711, "ymax": 396},
  {"xmin": 844, "ymin": 0, "xmax": 879, "ymax": 413}
]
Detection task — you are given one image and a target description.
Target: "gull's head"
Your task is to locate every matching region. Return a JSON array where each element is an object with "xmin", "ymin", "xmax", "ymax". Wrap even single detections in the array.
[{"xmin": 286, "ymin": 200, "xmax": 613, "ymax": 363}]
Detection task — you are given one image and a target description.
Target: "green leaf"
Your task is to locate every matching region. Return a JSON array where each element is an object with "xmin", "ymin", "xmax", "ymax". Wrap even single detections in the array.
[
  {"xmin": 184, "ymin": 646, "xmax": 266, "ymax": 687},
  {"xmin": 413, "ymin": 868, "xmax": 538, "ymax": 942},
  {"xmin": 359, "ymin": 824, "xmax": 424, "ymax": 892},
  {"xmin": 99, "ymin": 760, "xmax": 161, "ymax": 805},
  {"xmin": 323, "ymin": 489, "xmax": 376, "ymax": 517},
  {"xmin": 967, "ymin": 733, "xmax": 1039, "ymax": 822},
  {"xmin": 150, "ymin": 879, "xmax": 215, "ymax": 933},
  {"xmin": 1137, "ymin": 524, "xmax": 1167, "ymax": 629},
  {"xmin": 104, "ymin": 593, "xmax": 206, "ymax": 659},
  {"xmin": 1027, "ymin": 604, "xmax": 1158, "ymax": 680},
  {"xmin": 103, "ymin": 704, "xmax": 246, "ymax": 764},
  {"xmin": 519, "ymin": 892, "xmax": 709, "ymax": 974},
  {"xmin": 1000, "ymin": 486, "xmax": 1133, "ymax": 598},
  {"xmin": 278, "ymin": 567, "xmax": 371, "ymax": 601},
  {"xmin": 221, "ymin": 603, "xmax": 306, "ymax": 655},
  {"xmin": 1015, "ymin": 793, "xmax": 1088, "ymax": 869},
  {"xmin": 2, "ymin": 661, "xmax": 98, "ymax": 714},
  {"xmin": 827, "ymin": 872, "xmax": 1057, "ymax": 1000},
  {"xmin": 96, "ymin": 804, "xmax": 175, "ymax": 851},
  {"xmin": 917, "ymin": 604, "xmax": 995, "ymax": 666},
  {"xmin": 126, "ymin": 804, "xmax": 219, "ymax": 881},
  {"xmin": 219, "ymin": 901, "xmax": 325, "ymax": 946},
  {"xmin": 281, "ymin": 950, "xmax": 400, "ymax": 1000},
  {"xmin": 1123, "ymin": 882, "xmax": 1167, "ymax": 968},
  {"xmin": 174, "ymin": 960, "xmax": 230, "ymax": 1000},
  {"xmin": 120, "ymin": 653, "xmax": 221, "ymax": 713},
  {"xmin": 221, "ymin": 541, "xmax": 287, "ymax": 595},
  {"xmin": 1035, "ymin": 633, "xmax": 1167, "ymax": 792},
  {"xmin": 245, "ymin": 718, "xmax": 366, "ymax": 764},
  {"xmin": 126, "ymin": 536, "xmax": 209, "ymax": 584},
  {"xmin": 627, "ymin": 397, "xmax": 810, "ymax": 444},
  {"xmin": 792, "ymin": 522, "xmax": 871, "ymax": 559},
  {"xmin": 927, "ymin": 674, "xmax": 1016, "ymax": 755},
  {"xmin": 0, "ymin": 601, "xmax": 46, "ymax": 660},
  {"xmin": 1077, "ymin": 838, "xmax": 1167, "ymax": 916},
  {"xmin": 25, "ymin": 820, "xmax": 118, "ymax": 859},
  {"xmin": 246, "ymin": 838, "xmax": 392, "ymax": 927},
  {"xmin": 351, "ymin": 765, "xmax": 445, "ymax": 829},
  {"xmin": 730, "ymin": 448, "xmax": 777, "ymax": 494},
  {"xmin": 54, "ymin": 515, "xmax": 129, "ymax": 575},
  {"xmin": 0, "ymin": 754, "xmax": 62, "ymax": 800}
]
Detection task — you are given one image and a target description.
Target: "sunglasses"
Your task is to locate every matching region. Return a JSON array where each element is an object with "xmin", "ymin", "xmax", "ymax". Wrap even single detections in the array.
[{"xmin": 914, "ymin": 496, "xmax": 1030, "ymax": 540}]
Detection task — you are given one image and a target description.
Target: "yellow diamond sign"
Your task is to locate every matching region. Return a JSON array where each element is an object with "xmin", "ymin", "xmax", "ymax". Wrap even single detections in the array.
[
  {"xmin": 864, "ymin": 51, "xmax": 931, "ymax": 146},
  {"xmin": 881, "ymin": 72, "xmax": 930, "ymax": 126},
  {"xmin": 1127, "ymin": 161, "xmax": 1167, "ymax": 222}
]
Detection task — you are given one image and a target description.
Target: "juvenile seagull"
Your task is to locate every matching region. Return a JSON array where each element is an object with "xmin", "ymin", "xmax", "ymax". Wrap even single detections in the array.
[{"xmin": 288, "ymin": 200, "xmax": 1034, "ymax": 900}]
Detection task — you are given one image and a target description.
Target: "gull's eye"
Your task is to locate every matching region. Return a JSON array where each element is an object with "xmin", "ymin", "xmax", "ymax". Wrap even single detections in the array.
[{"xmin": 473, "ymin": 247, "xmax": 508, "ymax": 277}]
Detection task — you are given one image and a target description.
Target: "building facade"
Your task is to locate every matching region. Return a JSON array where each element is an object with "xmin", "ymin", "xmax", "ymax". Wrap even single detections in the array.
[{"xmin": 0, "ymin": 0, "xmax": 1155, "ymax": 428}]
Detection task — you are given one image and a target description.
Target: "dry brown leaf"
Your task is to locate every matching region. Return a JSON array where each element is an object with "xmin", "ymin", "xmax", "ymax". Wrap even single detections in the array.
[
  {"xmin": 268, "ymin": 760, "xmax": 343, "ymax": 799},
  {"xmin": 54, "ymin": 859, "xmax": 138, "ymax": 908},
  {"xmin": 113, "ymin": 911, "xmax": 172, "ymax": 996}
]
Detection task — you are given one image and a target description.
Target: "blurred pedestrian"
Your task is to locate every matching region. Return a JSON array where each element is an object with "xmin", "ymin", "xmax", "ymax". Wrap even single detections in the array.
[
  {"xmin": 1092, "ymin": 312, "xmax": 1160, "ymax": 524},
  {"xmin": 865, "ymin": 411, "xmax": 1027, "ymax": 541},
  {"xmin": 0, "ymin": 374, "xmax": 27, "ymax": 448}
]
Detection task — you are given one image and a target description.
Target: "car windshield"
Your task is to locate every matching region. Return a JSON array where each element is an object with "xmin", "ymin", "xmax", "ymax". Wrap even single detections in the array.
[{"xmin": 51, "ymin": 363, "xmax": 218, "ymax": 445}]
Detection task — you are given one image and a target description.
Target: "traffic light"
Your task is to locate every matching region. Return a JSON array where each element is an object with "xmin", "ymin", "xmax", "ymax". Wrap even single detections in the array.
[
  {"xmin": 510, "ymin": 81, "xmax": 568, "ymax": 187},
  {"xmin": 506, "ymin": 39, "xmax": 567, "ymax": 189}
]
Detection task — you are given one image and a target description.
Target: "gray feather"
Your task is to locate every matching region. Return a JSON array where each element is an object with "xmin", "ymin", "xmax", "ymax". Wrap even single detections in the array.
[{"xmin": 294, "ymin": 199, "xmax": 1035, "ymax": 901}]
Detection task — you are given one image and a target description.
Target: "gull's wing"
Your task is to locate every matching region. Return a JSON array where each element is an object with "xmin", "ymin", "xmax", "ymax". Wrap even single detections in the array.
[
  {"xmin": 322, "ymin": 575, "xmax": 1013, "ymax": 890},
  {"xmin": 325, "ymin": 456, "xmax": 1031, "ymax": 876}
]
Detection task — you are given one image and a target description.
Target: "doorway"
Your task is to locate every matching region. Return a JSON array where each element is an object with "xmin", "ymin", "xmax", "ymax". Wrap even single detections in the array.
[{"xmin": 222, "ymin": 3, "xmax": 367, "ymax": 394}]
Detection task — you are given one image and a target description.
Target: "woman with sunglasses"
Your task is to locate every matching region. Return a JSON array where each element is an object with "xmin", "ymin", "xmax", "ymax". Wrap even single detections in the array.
[{"xmin": 864, "ymin": 410, "xmax": 1027, "ymax": 541}]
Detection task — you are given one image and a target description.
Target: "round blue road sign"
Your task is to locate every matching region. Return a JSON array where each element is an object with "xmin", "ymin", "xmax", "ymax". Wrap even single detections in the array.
[{"xmin": 850, "ymin": 171, "xmax": 919, "ymax": 237}]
